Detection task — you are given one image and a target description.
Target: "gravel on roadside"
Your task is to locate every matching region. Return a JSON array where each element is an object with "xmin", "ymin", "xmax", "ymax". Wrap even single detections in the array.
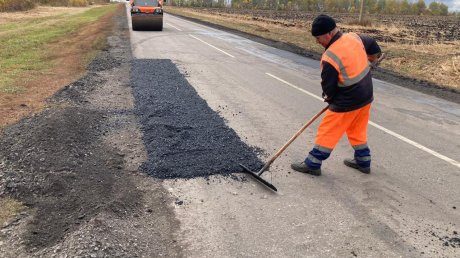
[{"xmin": 0, "ymin": 6, "xmax": 183, "ymax": 257}]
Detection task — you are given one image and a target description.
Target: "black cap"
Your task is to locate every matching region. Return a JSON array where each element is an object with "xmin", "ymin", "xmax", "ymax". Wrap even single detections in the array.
[{"xmin": 311, "ymin": 14, "xmax": 336, "ymax": 36}]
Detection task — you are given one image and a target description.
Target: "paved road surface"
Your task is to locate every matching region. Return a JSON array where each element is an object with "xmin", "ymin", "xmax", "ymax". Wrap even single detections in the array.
[{"xmin": 128, "ymin": 6, "xmax": 460, "ymax": 257}]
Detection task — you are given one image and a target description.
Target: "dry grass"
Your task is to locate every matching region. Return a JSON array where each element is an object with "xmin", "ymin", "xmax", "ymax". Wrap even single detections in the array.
[
  {"xmin": 67, "ymin": 0, "xmax": 89, "ymax": 7},
  {"xmin": 165, "ymin": 7, "xmax": 460, "ymax": 91},
  {"xmin": 347, "ymin": 18, "xmax": 373, "ymax": 27},
  {"xmin": 0, "ymin": 197, "xmax": 25, "ymax": 227},
  {"xmin": 1, "ymin": 0, "xmax": 112, "ymax": 12},
  {"xmin": 0, "ymin": 0, "xmax": 34, "ymax": 12},
  {"xmin": 0, "ymin": 5, "xmax": 91, "ymax": 24},
  {"xmin": 380, "ymin": 41, "xmax": 460, "ymax": 89},
  {"xmin": 0, "ymin": 4, "xmax": 118, "ymax": 128}
]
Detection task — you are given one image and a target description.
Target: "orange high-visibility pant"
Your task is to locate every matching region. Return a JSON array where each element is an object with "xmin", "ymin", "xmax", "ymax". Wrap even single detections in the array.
[
  {"xmin": 315, "ymin": 103, "xmax": 371, "ymax": 149},
  {"xmin": 305, "ymin": 103, "xmax": 372, "ymax": 170}
]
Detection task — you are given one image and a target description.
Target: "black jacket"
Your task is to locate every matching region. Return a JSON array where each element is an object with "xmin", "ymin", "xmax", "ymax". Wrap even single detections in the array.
[{"xmin": 321, "ymin": 32, "xmax": 381, "ymax": 112}]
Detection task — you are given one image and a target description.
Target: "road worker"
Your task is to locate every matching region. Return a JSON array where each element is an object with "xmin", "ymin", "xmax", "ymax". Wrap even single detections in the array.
[{"xmin": 291, "ymin": 14, "xmax": 383, "ymax": 176}]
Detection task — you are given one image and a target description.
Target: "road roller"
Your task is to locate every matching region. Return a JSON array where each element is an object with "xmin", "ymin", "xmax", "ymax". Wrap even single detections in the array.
[{"xmin": 130, "ymin": 0, "xmax": 164, "ymax": 31}]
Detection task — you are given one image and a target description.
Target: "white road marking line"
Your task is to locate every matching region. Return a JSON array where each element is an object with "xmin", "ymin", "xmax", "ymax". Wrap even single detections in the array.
[
  {"xmin": 266, "ymin": 72, "xmax": 460, "ymax": 169},
  {"xmin": 168, "ymin": 23, "xmax": 182, "ymax": 31},
  {"xmin": 368, "ymin": 122, "xmax": 460, "ymax": 168},
  {"xmin": 189, "ymin": 34, "xmax": 235, "ymax": 58},
  {"xmin": 169, "ymin": 14, "xmax": 220, "ymax": 32},
  {"xmin": 266, "ymin": 73, "xmax": 324, "ymax": 102}
]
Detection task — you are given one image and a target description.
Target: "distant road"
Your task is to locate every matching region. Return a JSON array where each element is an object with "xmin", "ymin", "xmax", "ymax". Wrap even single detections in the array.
[{"xmin": 128, "ymin": 5, "xmax": 460, "ymax": 257}]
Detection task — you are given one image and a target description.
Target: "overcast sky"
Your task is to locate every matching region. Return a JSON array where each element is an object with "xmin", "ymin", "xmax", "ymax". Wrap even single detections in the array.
[{"xmin": 425, "ymin": 0, "xmax": 460, "ymax": 11}]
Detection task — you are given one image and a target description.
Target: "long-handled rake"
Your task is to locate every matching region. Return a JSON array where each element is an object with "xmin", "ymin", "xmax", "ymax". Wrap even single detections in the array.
[{"xmin": 240, "ymin": 106, "xmax": 329, "ymax": 192}]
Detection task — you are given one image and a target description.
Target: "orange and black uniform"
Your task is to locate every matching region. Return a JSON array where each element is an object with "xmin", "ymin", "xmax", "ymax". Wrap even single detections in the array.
[{"xmin": 305, "ymin": 32, "xmax": 381, "ymax": 170}]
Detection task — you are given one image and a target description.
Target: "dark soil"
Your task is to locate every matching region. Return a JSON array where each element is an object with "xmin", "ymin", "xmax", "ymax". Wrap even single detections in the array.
[
  {"xmin": 131, "ymin": 59, "xmax": 264, "ymax": 179},
  {"xmin": 186, "ymin": 8, "xmax": 460, "ymax": 43}
]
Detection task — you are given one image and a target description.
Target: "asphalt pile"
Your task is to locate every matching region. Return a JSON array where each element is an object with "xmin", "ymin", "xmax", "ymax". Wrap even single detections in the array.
[{"xmin": 131, "ymin": 59, "xmax": 263, "ymax": 179}]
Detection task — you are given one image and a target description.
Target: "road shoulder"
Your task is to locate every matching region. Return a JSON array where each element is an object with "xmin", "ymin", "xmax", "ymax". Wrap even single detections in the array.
[{"xmin": 0, "ymin": 6, "xmax": 183, "ymax": 257}]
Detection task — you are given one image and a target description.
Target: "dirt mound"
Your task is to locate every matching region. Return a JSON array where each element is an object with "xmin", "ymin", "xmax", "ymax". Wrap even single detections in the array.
[
  {"xmin": 0, "ymin": 106, "xmax": 141, "ymax": 249},
  {"xmin": 53, "ymin": 73, "xmax": 107, "ymax": 103},
  {"xmin": 87, "ymin": 49, "xmax": 123, "ymax": 71}
]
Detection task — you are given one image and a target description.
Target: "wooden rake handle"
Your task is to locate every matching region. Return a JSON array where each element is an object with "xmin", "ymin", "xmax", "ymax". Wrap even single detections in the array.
[{"xmin": 257, "ymin": 105, "xmax": 329, "ymax": 176}]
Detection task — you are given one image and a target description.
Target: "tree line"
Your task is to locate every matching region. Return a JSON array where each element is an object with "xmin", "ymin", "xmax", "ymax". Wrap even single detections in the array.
[{"xmin": 172, "ymin": 0, "xmax": 456, "ymax": 16}]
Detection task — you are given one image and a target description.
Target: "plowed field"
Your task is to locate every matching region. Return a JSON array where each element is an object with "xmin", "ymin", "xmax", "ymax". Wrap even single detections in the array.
[{"xmin": 199, "ymin": 8, "xmax": 460, "ymax": 44}]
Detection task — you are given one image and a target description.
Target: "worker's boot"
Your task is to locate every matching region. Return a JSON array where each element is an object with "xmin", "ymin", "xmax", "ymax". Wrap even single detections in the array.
[
  {"xmin": 343, "ymin": 158, "xmax": 371, "ymax": 174},
  {"xmin": 291, "ymin": 161, "xmax": 321, "ymax": 176}
]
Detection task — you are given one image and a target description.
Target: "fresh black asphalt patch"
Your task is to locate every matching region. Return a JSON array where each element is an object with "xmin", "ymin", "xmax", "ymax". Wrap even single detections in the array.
[{"xmin": 131, "ymin": 59, "xmax": 264, "ymax": 179}]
